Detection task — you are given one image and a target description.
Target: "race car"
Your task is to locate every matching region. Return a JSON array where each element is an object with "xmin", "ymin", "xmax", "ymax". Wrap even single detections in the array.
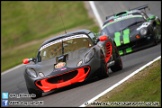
[
  {"xmin": 101, "ymin": 4, "xmax": 161, "ymax": 55},
  {"xmin": 23, "ymin": 29, "xmax": 123, "ymax": 99}
]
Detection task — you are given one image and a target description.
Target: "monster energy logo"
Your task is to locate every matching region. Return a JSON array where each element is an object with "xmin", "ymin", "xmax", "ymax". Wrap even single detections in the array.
[{"xmin": 114, "ymin": 29, "xmax": 132, "ymax": 55}]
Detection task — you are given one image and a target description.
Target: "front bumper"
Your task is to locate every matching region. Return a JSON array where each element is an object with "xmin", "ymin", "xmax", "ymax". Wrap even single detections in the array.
[
  {"xmin": 24, "ymin": 52, "xmax": 103, "ymax": 93},
  {"xmin": 34, "ymin": 66, "xmax": 90, "ymax": 92},
  {"xmin": 117, "ymin": 35, "xmax": 154, "ymax": 55}
]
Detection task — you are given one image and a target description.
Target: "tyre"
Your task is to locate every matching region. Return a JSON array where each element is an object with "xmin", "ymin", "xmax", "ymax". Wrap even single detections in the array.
[
  {"xmin": 153, "ymin": 23, "xmax": 161, "ymax": 45},
  {"xmin": 153, "ymin": 33, "xmax": 159, "ymax": 45},
  {"xmin": 111, "ymin": 56, "xmax": 123, "ymax": 72},
  {"xmin": 98, "ymin": 60, "xmax": 109, "ymax": 79},
  {"xmin": 27, "ymin": 88, "xmax": 42, "ymax": 99}
]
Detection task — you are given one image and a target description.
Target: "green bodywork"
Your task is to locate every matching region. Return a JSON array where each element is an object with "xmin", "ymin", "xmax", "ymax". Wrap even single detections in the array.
[
  {"xmin": 114, "ymin": 32, "xmax": 121, "ymax": 46},
  {"xmin": 148, "ymin": 15, "xmax": 160, "ymax": 25},
  {"xmin": 119, "ymin": 50, "xmax": 124, "ymax": 55},
  {"xmin": 102, "ymin": 15, "xmax": 143, "ymax": 56},
  {"xmin": 126, "ymin": 47, "xmax": 132, "ymax": 53},
  {"xmin": 123, "ymin": 29, "xmax": 130, "ymax": 44},
  {"xmin": 148, "ymin": 15, "xmax": 155, "ymax": 20},
  {"xmin": 114, "ymin": 29, "xmax": 132, "ymax": 55}
]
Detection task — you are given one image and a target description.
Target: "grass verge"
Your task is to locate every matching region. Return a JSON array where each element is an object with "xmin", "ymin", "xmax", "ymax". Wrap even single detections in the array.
[
  {"xmin": 1, "ymin": 1, "xmax": 99, "ymax": 72},
  {"xmin": 88, "ymin": 59, "xmax": 161, "ymax": 107}
]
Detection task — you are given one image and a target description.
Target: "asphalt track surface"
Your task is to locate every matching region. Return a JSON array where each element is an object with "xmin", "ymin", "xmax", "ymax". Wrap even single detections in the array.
[{"xmin": 1, "ymin": 1, "xmax": 161, "ymax": 107}]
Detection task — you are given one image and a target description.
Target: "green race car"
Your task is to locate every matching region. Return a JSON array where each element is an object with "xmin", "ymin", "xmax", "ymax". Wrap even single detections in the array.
[{"xmin": 101, "ymin": 4, "xmax": 161, "ymax": 55}]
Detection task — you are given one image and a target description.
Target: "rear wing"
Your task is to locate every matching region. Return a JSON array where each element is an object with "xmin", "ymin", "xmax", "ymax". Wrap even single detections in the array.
[
  {"xmin": 129, "ymin": 4, "xmax": 150, "ymax": 11},
  {"xmin": 105, "ymin": 4, "xmax": 150, "ymax": 20}
]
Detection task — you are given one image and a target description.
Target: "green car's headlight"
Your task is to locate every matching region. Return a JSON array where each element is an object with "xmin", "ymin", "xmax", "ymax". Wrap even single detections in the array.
[
  {"xmin": 26, "ymin": 68, "xmax": 37, "ymax": 78},
  {"xmin": 140, "ymin": 28, "xmax": 147, "ymax": 36},
  {"xmin": 39, "ymin": 72, "xmax": 45, "ymax": 77}
]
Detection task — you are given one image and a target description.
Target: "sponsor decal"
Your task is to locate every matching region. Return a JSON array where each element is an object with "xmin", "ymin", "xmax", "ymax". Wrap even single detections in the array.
[
  {"xmin": 55, "ymin": 62, "xmax": 66, "ymax": 69},
  {"xmin": 40, "ymin": 34, "xmax": 88, "ymax": 51},
  {"xmin": 61, "ymin": 68, "xmax": 67, "ymax": 71}
]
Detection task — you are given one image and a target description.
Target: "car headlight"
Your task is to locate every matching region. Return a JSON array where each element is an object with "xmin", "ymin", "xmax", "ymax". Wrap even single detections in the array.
[
  {"xmin": 77, "ymin": 60, "xmax": 83, "ymax": 67},
  {"xmin": 39, "ymin": 72, "xmax": 45, "ymax": 77},
  {"xmin": 26, "ymin": 68, "xmax": 37, "ymax": 78},
  {"xmin": 84, "ymin": 49, "xmax": 95, "ymax": 63},
  {"xmin": 140, "ymin": 28, "xmax": 147, "ymax": 35}
]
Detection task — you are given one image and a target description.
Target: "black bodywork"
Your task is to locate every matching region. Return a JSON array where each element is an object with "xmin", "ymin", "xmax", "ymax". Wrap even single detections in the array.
[
  {"xmin": 101, "ymin": 4, "xmax": 161, "ymax": 55},
  {"xmin": 23, "ymin": 29, "xmax": 123, "ymax": 98}
]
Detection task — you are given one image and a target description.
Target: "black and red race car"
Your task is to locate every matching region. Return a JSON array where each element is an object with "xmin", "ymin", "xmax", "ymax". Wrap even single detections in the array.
[{"xmin": 23, "ymin": 29, "xmax": 123, "ymax": 99}]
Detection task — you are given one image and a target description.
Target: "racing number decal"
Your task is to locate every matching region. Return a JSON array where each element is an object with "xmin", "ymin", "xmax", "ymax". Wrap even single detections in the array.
[
  {"xmin": 123, "ymin": 29, "xmax": 130, "ymax": 44},
  {"xmin": 114, "ymin": 29, "xmax": 130, "ymax": 46},
  {"xmin": 114, "ymin": 31, "xmax": 124, "ymax": 55},
  {"xmin": 123, "ymin": 29, "xmax": 132, "ymax": 53},
  {"xmin": 114, "ymin": 29, "xmax": 132, "ymax": 55},
  {"xmin": 114, "ymin": 32, "xmax": 121, "ymax": 46}
]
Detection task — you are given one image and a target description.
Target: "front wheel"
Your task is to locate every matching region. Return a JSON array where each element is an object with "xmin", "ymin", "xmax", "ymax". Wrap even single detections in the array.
[
  {"xmin": 98, "ymin": 60, "xmax": 109, "ymax": 79},
  {"xmin": 111, "ymin": 56, "xmax": 123, "ymax": 72},
  {"xmin": 153, "ymin": 34, "xmax": 159, "ymax": 45},
  {"xmin": 153, "ymin": 24, "xmax": 161, "ymax": 45}
]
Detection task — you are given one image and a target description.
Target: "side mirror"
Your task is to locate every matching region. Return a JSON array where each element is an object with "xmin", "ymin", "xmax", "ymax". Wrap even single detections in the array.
[
  {"xmin": 23, "ymin": 58, "xmax": 36, "ymax": 64},
  {"xmin": 99, "ymin": 35, "xmax": 108, "ymax": 41}
]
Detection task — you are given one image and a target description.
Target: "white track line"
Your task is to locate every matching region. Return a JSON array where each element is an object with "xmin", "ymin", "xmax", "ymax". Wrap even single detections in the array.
[
  {"xmin": 1, "ymin": 64, "xmax": 24, "ymax": 75},
  {"xmin": 89, "ymin": 1, "xmax": 103, "ymax": 29},
  {"xmin": 79, "ymin": 56, "xmax": 161, "ymax": 107}
]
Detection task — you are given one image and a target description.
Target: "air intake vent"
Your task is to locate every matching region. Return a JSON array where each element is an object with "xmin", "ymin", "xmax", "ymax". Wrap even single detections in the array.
[
  {"xmin": 116, "ymin": 11, "xmax": 127, "ymax": 16},
  {"xmin": 105, "ymin": 42, "xmax": 112, "ymax": 62},
  {"xmin": 47, "ymin": 70, "xmax": 78, "ymax": 84}
]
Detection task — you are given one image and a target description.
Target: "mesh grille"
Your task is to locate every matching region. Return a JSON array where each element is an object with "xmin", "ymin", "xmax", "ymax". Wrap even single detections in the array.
[{"xmin": 47, "ymin": 70, "xmax": 78, "ymax": 84}]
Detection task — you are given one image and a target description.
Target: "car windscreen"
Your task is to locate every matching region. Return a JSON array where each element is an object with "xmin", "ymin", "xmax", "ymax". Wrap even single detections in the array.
[
  {"xmin": 101, "ymin": 15, "xmax": 145, "ymax": 36},
  {"xmin": 38, "ymin": 34, "xmax": 93, "ymax": 62}
]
